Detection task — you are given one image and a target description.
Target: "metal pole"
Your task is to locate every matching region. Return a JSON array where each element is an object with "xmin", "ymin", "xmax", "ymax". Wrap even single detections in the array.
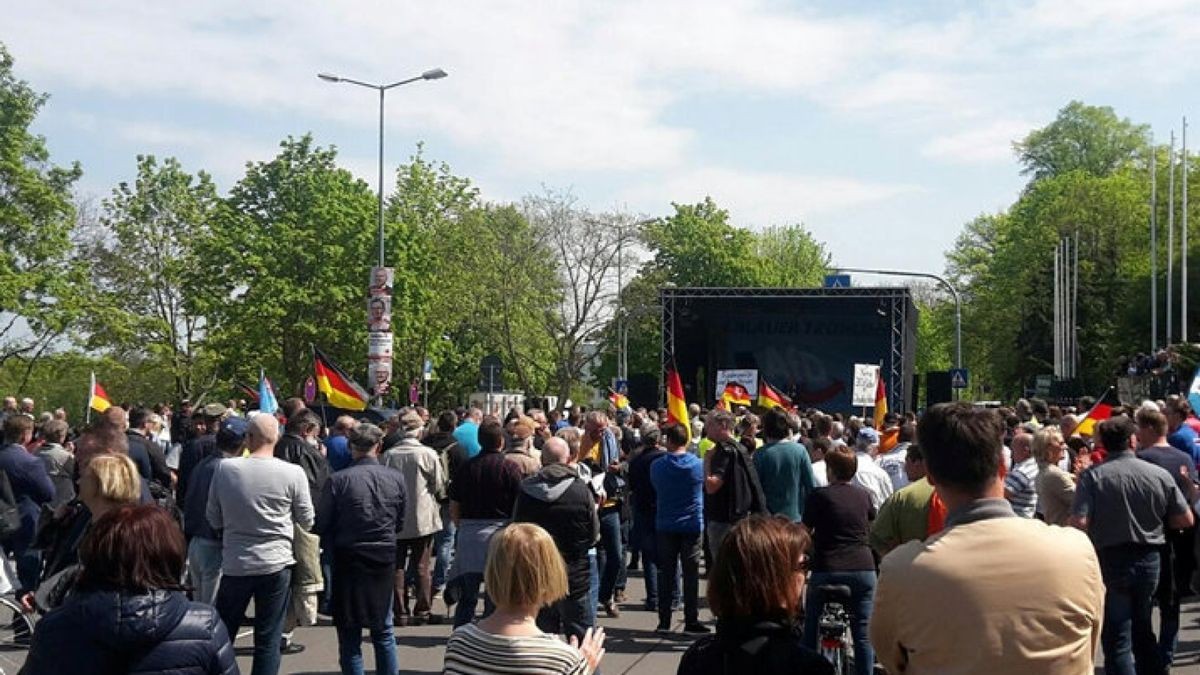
[
  {"xmin": 1151, "ymin": 141, "xmax": 1158, "ymax": 351},
  {"xmin": 1053, "ymin": 242, "xmax": 1061, "ymax": 377},
  {"xmin": 1072, "ymin": 234, "xmax": 1079, "ymax": 379},
  {"xmin": 1168, "ymin": 131, "xmax": 1176, "ymax": 344},
  {"xmin": 1183, "ymin": 116, "xmax": 1189, "ymax": 342},
  {"xmin": 378, "ymin": 87, "xmax": 386, "ymax": 268},
  {"xmin": 834, "ymin": 267, "xmax": 962, "ymax": 369}
]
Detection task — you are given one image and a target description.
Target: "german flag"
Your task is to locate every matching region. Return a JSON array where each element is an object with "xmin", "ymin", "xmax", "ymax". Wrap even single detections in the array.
[
  {"xmin": 757, "ymin": 379, "xmax": 793, "ymax": 411},
  {"xmin": 313, "ymin": 347, "xmax": 370, "ymax": 411},
  {"xmin": 665, "ymin": 366, "xmax": 691, "ymax": 443},
  {"xmin": 89, "ymin": 372, "xmax": 111, "ymax": 413},
  {"xmin": 1075, "ymin": 388, "xmax": 1118, "ymax": 437},
  {"xmin": 721, "ymin": 382, "xmax": 752, "ymax": 408},
  {"xmin": 608, "ymin": 389, "xmax": 630, "ymax": 411}
]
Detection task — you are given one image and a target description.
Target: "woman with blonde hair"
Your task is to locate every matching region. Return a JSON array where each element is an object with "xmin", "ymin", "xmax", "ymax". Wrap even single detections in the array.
[
  {"xmin": 1033, "ymin": 426, "xmax": 1074, "ymax": 525},
  {"xmin": 444, "ymin": 522, "xmax": 606, "ymax": 675}
]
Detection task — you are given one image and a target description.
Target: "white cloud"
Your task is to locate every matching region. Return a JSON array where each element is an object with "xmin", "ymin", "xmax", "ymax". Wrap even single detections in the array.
[
  {"xmin": 618, "ymin": 166, "xmax": 922, "ymax": 227},
  {"xmin": 922, "ymin": 119, "xmax": 1035, "ymax": 165}
]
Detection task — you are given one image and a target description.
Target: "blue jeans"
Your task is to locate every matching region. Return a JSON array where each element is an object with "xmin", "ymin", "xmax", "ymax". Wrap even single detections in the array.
[
  {"xmin": 803, "ymin": 570, "xmax": 876, "ymax": 675},
  {"xmin": 451, "ymin": 572, "xmax": 495, "ymax": 627},
  {"xmin": 187, "ymin": 537, "xmax": 223, "ymax": 605},
  {"xmin": 433, "ymin": 504, "xmax": 455, "ymax": 590},
  {"xmin": 631, "ymin": 510, "xmax": 659, "ymax": 607},
  {"xmin": 597, "ymin": 509, "xmax": 623, "ymax": 604},
  {"xmin": 215, "ymin": 567, "xmax": 293, "ymax": 675},
  {"xmin": 587, "ymin": 550, "xmax": 599, "ymax": 626},
  {"xmin": 1098, "ymin": 546, "xmax": 1162, "ymax": 675},
  {"xmin": 336, "ymin": 608, "xmax": 398, "ymax": 675}
]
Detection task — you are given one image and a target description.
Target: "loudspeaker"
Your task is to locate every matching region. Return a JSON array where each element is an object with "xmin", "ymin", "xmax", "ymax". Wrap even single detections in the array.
[{"xmin": 926, "ymin": 371, "xmax": 952, "ymax": 407}]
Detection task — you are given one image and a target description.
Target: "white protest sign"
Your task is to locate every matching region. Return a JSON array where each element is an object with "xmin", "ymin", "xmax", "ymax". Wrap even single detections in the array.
[
  {"xmin": 714, "ymin": 369, "xmax": 759, "ymax": 400},
  {"xmin": 852, "ymin": 364, "xmax": 880, "ymax": 407}
]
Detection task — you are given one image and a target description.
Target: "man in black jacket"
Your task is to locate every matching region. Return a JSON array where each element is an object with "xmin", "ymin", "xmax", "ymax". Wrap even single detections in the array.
[
  {"xmin": 176, "ymin": 403, "xmax": 224, "ymax": 505},
  {"xmin": 128, "ymin": 407, "xmax": 172, "ymax": 489},
  {"xmin": 315, "ymin": 422, "xmax": 405, "ymax": 674},
  {"xmin": 513, "ymin": 436, "xmax": 599, "ymax": 641},
  {"xmin": 274, "ymin": 410, "xmax": 331, "ymax": 503}
]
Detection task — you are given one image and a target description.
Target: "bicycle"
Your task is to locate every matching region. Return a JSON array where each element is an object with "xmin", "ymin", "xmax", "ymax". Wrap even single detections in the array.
[
  {"xmin": 0, "ymin": 593, "xmax": 35, "ymax": 674},
  {"xmin": 815, "ymin": 584, "xmax": 853, "ymax": 675}
]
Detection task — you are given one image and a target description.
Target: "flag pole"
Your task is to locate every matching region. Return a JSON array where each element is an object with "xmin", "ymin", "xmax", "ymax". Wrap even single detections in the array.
[
  {"xmin": 86, "ymin": 371, "xmax": 94, "ymax": 426},
  {"xmin": 1182, "ymin": 116, "xmax": 1189, "ymax": 343},
  {"xmin": 1151, "ymin": 139, "xmax": 1158, "ymax": 351},
  {"xmin": 1168, "ymin": 130, "xmax": 1176, "ymax": 344}
]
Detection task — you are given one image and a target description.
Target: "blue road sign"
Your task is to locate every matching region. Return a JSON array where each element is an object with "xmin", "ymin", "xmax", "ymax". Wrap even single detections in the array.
[
  {"xmin": 950, "ymin": 368, "xmax": 969, "ymax": 389},
  {"xmin": 824, "ymin": 274, "xmax": 851, "ymax": 288}
]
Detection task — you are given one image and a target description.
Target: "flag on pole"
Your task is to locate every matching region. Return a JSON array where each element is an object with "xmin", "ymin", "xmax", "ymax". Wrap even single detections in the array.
[
  {"xmin": 1188, "ymin": 366, "xmax": 1200, "ymax": 414},
  {"xmin": 608, "ymin": 389, "xmax": 630, "ymax": 411},
  {"xmin": 236, "ymin": 381, "xmax": 261, "ymax": 404},
  {"xmin": 757, "ymin": 380, "xmax": 793, "ymax": 411},
  {"xmin": 721, "ymin": 382, "xmax": 752, "ymax": 408},
  {"xmin": 313, "ymin": 348, "xmax": 370, "ymax": 411},
  {"xmin": 873, "ymin": 373, "xmax": 888, "ymax": 430},
  {"xmin": 258, "ymin": 369, "xmax": 279, "ymax": 415},
  {"xmin": 89, "ymin": 373, "xmax": 111, "ymax": 413},
  {"xmin": 665, "ymin": 366, "xmax": 691, "ymax": 443},
  {"xmin": 1075, "ymin": 388, "xmax": 1119, "ymax": 437}
]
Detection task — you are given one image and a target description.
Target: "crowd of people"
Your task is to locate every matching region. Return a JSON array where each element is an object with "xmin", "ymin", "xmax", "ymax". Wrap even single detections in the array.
[{"xmin": 1, "ymin": 388, "xmax": 1200, "ymax": 674}]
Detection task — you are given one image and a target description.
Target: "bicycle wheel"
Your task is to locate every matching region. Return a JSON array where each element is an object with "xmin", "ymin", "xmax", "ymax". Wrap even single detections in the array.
[{"xmin": 0, "ymin": 596, "xmax": 33, "ymax": 647}]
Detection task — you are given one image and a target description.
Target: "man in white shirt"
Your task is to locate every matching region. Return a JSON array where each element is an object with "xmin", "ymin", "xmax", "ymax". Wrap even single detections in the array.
[
  {"xmin": 850, "ymin": 427, "xmax": 894, "ymax": 510},
  {"xmin": 208, "ymin": 413, "xmax": 314, "ymax": 675},
  {"xmin": 875, "ymin": 422, "xmax": 914, "ymax": 492}
]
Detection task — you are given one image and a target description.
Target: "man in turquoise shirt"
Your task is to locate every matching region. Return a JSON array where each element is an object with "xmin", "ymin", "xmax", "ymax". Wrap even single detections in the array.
[{"xmin": 753, "ymin": 408, "xmax": 816, "ymax": 521}]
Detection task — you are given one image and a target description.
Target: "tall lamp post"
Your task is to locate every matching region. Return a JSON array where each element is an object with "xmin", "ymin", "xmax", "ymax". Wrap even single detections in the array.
[
  {"xmin": 319, "ymin": 68, "xmax": 447, "ymax": 404},
  {"xmin": 836, "ymin": 265, "xmax": 963, "ymax": 369},
  {"xmin": 318, "ymin": 68, "xmax": 448, "ymax": 267}
]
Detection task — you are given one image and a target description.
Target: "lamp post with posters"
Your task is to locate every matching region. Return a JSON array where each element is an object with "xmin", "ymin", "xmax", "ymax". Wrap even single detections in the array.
[{"xmin": 318, "ymin": 67, "xmax": 448, "ymax": 404}]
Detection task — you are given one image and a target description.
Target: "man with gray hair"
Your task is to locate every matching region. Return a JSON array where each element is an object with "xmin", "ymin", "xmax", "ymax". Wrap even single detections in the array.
[
  {"xmin": 383, "ymin": 410, "xmax": 446, "ymax": 625},
  {"xmin": 513, "ymin": 436, "xmax": 600, "ymax": 641},
  {"xmin": 209, "ymin": 412, "xmax": 313, "ymax": 675},
  {"xmin": 36, "ymin": 419, "xmax": 74, "ymax": 508},
  {"xmin": 703, "ymin": 409, "xmax": 766, "ymax": 568},
  {"xmin": 316, "ymin": 422, "xmax": 406, "ymax": 675}
]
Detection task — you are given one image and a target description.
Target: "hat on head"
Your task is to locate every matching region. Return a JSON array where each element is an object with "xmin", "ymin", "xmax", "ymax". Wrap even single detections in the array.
[
  {"xmin": 400, "ymin": 411, "xmax": 423, "ymax": 432},
  {"xmin": 856, "ymin": 427, "xmax": 880, "ymax": 446},
  {"xmin": 216, "ymin": 416, "xmax": 248, "ymax": 451},
  {"xmin": 202, "ymin": 402, "xmax": 227, "ymax": 419}
]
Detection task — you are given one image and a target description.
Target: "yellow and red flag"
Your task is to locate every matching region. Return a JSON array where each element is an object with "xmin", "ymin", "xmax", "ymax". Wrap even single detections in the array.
[
  {"xmin": 89, "ymin": 372, "xmax": 111, "ymax": 413},
  {"xmin": 873, "ymin": 373, "xmax": 888, "ymax": 430},
  {"xmin": 665, "ymin": 367, "xmax": 691, "ymax": 443},
  {"xmin": 757, "ymin": 380, "xmax": 793, "ymax": 411},
  {"xmin": 1075, "ymin": 388, "xmax": 1119, "ymax": 437},
  {"xmin": 721, "ymin": 381, "xmax": 752, "ymax": 408},
  {"xmin": 608, "ymin": 389, "xmax": 630, "ymax": 411},
  {"xmin": 313, "ymin": 348, "xmax": 370, "ymax": 411}
]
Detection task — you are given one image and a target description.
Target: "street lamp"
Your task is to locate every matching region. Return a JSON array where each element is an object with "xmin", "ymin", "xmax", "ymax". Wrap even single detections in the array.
[
  {"xmin": 319, "ymin": 67, "xmax": 447, "ymax": 405},
  {"xmin": 835, "ymin": 267, "xmax": 963, "ymax": 370},
  {"xmin": 317, "ymin": 67, "xmax": 448, "ymax": 267}
]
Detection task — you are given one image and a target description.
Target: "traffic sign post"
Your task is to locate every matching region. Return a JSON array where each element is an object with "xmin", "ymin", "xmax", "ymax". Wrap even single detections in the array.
[
  {"xmin": 950, "ymin": 368, "xmax": 969, "ymax": 390},
  {"xmin": 824, "ymin": 274, "xmax": 851, "ymax": 289}
]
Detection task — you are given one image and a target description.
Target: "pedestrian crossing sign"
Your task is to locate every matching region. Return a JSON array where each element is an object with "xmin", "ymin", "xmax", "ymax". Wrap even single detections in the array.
[{"xmin": 950, "ymin": 368, "xmax": 969, "ymax": 389}]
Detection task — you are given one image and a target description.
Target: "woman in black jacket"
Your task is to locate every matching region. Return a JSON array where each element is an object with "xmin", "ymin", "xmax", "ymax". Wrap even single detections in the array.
[
  {"xmin": 678, "ymin": 515, "xmax": 833, "ymax": 675},
  {"xmin": 21, "ymin": 504, "xmax": 238, "ymax": 675}
]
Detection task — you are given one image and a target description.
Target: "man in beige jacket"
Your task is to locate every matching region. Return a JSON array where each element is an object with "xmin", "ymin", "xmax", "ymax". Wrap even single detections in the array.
[{"xmin": 870, "ymin": 402, "xmax": 1104, "ymax": 674}]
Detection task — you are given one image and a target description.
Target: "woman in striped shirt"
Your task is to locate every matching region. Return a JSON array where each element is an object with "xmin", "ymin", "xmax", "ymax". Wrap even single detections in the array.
[{"xmin": 444, "ymin": 523, "xmax": 605, "ymax": 675}]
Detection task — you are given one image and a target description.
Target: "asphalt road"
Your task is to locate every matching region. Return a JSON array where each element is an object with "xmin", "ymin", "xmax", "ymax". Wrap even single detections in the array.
[{"xmin": 2, "ymin": 571, "xmax": 1198, "ymax": 674}]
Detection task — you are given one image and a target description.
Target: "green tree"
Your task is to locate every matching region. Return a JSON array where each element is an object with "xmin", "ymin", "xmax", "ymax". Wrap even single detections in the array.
[
  {"xmin": 82, "ymin": 155, "xmax": 218, "ymax": 398},
  {"xmin": 0, "ymin": 44, "xmax": 84, "ymax": 367},
  {"xmin": 1015, "ymin": 101, "xmax": 1149, "ymax": 184},
  {"xmin": 754, "ymin": 224, "xmax": 831, "ymax": 286},
  {"xmin": 193, "ymin": 135, "xmax": 376, "ymax": 392},
  {"xmin": 641, "ymin": 197, "xmax": 766, "ymax": 287}
]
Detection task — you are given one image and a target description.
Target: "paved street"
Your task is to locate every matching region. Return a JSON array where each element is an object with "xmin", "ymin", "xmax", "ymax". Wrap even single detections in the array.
[{"xmin": 233, "ymin": 570, "xmax": 1200, "ymax": 675}]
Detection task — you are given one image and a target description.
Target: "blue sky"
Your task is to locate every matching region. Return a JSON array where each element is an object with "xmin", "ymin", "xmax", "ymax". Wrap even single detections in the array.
[{"xmin": 7, "ymin": 0, "xmax": 1200, "ymax": 277}]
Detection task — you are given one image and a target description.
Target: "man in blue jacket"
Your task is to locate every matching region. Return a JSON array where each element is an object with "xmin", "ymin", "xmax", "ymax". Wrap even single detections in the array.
[{"xmin": 0, "ymin": 414, "xmax": 55, "ymax": 592}]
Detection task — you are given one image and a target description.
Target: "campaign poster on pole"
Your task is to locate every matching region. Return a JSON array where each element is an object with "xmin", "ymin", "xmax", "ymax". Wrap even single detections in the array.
[
  {"xmin": 369, "ymin": 267, "xmax": 394, "ymax": 296},
  {"xmin": 368, "ymin": 333, "xmax": 393, "ymax": 396},
  {"xmin": 367, "ymin": 296, "xmax": 392, "ymax": 332},
  {"xmin": 714, "ymin": 369, "xmax": 759, "ymax": 399},
  {"xmin": 851, "ymin": 364, "xmax": 880, "ymax": 407}
]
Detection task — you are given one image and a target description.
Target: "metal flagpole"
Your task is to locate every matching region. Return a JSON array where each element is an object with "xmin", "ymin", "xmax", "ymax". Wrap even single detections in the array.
[
  {"xmin": 1054, "ymin": 241, "xmax": 1061, "ymax": 378},
  {"xmin": 1072, "ymin": 233, "xmax": 1079, "ymax": 379},
  {"xmin": 1151, "ymin": 140, "xmax": 1158, "ymax": 351},
  {"xmin": 1168, "ymin": 131, "xmax": 1176, "ymax": 344},
  {"xmin": 1183, "ymin": 116, "xmax": 1189, "ymax": 342},
  {"xmin": 86, "ymin": 371, "xmax": 94, "ymax": 425}
]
